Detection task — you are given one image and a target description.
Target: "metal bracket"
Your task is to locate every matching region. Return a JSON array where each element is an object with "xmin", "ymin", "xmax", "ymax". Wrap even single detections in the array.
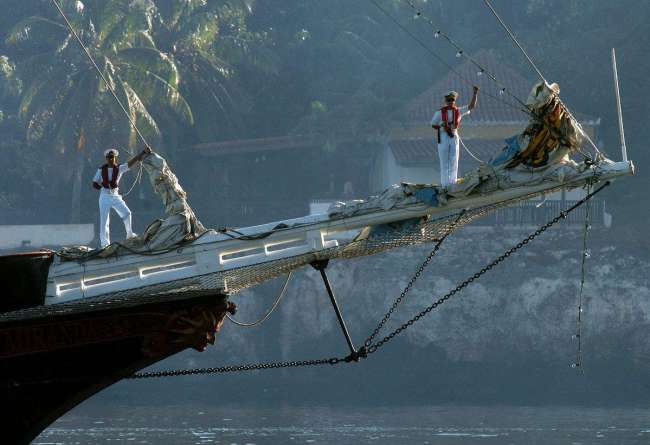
[{"xmin": 311, "ymin": 260, "xmax": 358, "ymax": 359}]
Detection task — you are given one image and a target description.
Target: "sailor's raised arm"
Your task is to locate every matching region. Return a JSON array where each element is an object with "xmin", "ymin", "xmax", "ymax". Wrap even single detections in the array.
[
  {"xmin": 127, "ymin": 145, "xmax": 152, "ymax": 168},
  {"xmin": 468, "ymin": 85, "xmax": 479, "ymax": 111}
]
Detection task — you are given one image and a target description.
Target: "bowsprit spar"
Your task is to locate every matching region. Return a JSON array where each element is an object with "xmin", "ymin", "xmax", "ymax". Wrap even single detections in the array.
[{"xmin": 6, "ymin": 1, "xmax": 634, "ymax": 367}]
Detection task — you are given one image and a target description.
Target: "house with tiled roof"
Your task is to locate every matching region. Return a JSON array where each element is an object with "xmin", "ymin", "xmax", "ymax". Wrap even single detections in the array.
[
  {"xmin": 184, "ymin": 50, "xmax": 607, "ymax": 228},
  {"xmin": 371, "ymin": 50, "xmax": 601, "ymax": 193},
  {"xmin": 370, "ymin": 50, "xmax": 609, "ymax": 226}
]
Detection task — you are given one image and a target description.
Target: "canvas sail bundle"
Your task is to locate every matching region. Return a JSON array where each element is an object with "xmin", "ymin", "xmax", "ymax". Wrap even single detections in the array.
[{"xmin": 500, "ymin": 81, "xmax": 584, "ymax": 169}]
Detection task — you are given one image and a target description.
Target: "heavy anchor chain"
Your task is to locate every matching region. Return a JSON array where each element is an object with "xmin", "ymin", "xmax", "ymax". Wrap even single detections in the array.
[
  {"xmin": 365, "ymin": 180, "xmax": 609, "ymax": 355},
  {"xmin": 130, "ymin": 181, "xmax": 610, "ymax": 379}
]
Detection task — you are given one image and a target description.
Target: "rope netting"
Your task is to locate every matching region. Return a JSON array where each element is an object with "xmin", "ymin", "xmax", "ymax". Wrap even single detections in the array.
[{"xmin": 208, "ymin": 184, "xmax": 565, "ymax": 293}]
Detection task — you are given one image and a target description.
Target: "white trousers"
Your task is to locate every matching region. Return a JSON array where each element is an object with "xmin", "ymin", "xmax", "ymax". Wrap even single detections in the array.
[
  {"xmin": 99, "ymin": 193, "xmax": 133, "ymax": 248},
  {"xmin": 437, "ymin": 133, "xmax": 460, "ymax": 187}
]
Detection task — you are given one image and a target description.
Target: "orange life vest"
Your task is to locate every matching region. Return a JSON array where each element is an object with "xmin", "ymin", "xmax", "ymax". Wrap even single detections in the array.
[{"xmin": 441, "ymin": 105, "xmax": 461, "ymax": 130}]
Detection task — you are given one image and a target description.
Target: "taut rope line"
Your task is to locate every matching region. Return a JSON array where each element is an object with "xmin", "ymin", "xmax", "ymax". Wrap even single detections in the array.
[
  {"xmin": 49, "ymin": 0, "xmax": 150, "ymax": 151},
  {"xmin": 572, "ymin": 179, "xmax": 594, "ymax": 373},
  {"xmin": 366, "ymin": 0, "xmax": 529, "ymax": 115},
  {"xmin": 400, "ymin": 0, "xmax": 531, "ymax": 112},
  {"xmin": 481, "ymin": 0, "xmax": 547, "ymax": 85},
  {"xmin": 480, "ymin": 0, "xmax": 602, "ymax": 158}
]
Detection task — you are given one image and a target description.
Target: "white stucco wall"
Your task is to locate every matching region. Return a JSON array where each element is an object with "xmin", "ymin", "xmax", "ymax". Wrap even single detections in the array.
[{"xmin": 0, "ymin": 224, "xmax": 94, "ymax": 249}]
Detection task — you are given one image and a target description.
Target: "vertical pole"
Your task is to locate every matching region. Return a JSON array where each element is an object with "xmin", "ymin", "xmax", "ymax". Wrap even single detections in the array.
[
  {"xmin": 311, "ymin": 261, "xmax": 357, "ymax": 356},
  {"xmin": 611, "ymin": 48, "xmax": 628, "ymax": 162}
]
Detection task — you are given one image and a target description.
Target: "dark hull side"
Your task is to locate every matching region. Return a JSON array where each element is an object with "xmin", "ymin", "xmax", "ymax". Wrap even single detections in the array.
[{"xmin": 0, "ymin": 288, "xmax": 231, "ymax": 445}]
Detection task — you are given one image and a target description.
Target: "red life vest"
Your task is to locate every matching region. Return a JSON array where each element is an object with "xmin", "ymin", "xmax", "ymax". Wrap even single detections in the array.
[
  {"xmin": 101, "ymin": 164, "xmax": 120, "ymax": 189},
  {"xmin": 441, "ymin": 105, "xmax": 461, "ymax": 130}
]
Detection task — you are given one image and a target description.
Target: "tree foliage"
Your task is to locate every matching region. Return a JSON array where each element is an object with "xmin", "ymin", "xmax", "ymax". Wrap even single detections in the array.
[
  {"xmin": 5, "ymin": 0, "xmax": 193, "ymax": 158},
  {"xmin": 0, "ymin": 0, "xmax": 647, "ymax": 226}
]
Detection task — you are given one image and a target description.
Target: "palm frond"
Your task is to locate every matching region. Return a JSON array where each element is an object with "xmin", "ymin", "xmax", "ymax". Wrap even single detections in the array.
[
  {"xmin": 94, "ymin": 0, "xmax": 129, "ymax": 46},
  {"xmin": 5, "ymin": 16, "xmax": 67, "ymax": 47},
  {"xmin": 117, "ymin": 47, "xmax": 179, "ymax": 88},
  {"xmin": 97, "ymin": 0, "xmax": 156, "ymax": 52},
  {"xmin": 18, "ymin": 62, "xmax": 74, "ymax": 121},
  {"xmin": 174, "ymin": 11, "xmax": 221, "ymax": 53},
  {"xmin": 120, "ymin": 64, "xmax": 194, "ymax": 125},
  {"xmin": 121, "ymin": 80, "xmax": 162, "ymax": 147},
  {"xmin": 159, "ymin": 0, "xmax": 208, "ymax": 29}
]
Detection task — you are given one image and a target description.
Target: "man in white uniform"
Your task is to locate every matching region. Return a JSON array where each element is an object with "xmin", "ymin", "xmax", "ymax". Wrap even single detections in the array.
[
  {"xmin": 91, "ymin": 146, "xmax": 151, "ymax": 248},
  {"xmin": 431, "ymin": 87, "xmax": 479, "ymax": 186}
]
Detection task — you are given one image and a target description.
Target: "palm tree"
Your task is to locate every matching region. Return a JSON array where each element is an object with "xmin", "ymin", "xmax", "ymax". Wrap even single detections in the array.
[
  {"xmin": 6, "ymin": 0, "xmax": 193, "ymax": 221},
  {"xmin": 155, "ymin": 0, "xmax": 277, "ymax": 141}
]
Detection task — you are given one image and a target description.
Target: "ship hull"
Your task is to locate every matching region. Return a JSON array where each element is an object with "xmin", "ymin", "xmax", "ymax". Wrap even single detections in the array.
[{"xmin": 0, "ymin": 292, "xmax": 230, "ymax": 445}]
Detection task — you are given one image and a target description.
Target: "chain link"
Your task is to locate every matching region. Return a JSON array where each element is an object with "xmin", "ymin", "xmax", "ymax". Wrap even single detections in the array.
[
  {"xmin": 128, "ymin": 180, "xmax": 609, "ymax": 378},
  {"xmin": 363, "ymin": 210, "xmax": 466, "ymax": 348},
  {"xmin": 129, "ymin": 357, "xmax": 343, "ymax": 379},
  {"xmin": 366, "ymin": 180, "xmax": 610, "ymax": 354},
  {"xmin": 572, "ymin": 176, "xmax": 596, "ymax": 372}
]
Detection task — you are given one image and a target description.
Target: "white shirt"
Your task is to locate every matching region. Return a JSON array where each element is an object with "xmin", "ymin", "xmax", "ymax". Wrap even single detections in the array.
[
  {"xmin": 93, "ymin": 163, "xmax": 130, "ymax": 195},
  {"xmin": 430, "ymin": 105, "xmax": 471, "ymax": 133}
]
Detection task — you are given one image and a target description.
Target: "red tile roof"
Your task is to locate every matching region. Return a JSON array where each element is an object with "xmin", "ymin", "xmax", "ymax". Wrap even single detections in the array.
[{"xmin": 390, "ymin": 137, "xmax": 505, "ymax": 170}]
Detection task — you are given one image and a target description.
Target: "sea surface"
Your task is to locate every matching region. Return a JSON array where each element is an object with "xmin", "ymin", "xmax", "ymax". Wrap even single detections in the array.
[{"xmin": 35, "ymin": 405, "xmax": 650, "ymax": 445}]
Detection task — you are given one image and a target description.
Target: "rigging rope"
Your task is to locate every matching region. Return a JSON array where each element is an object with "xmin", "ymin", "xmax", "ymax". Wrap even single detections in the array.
[
  {"xmin": 400, "ymin": 0, "xmax": 531, "ymax": 112},
  {"xmin": 49, "ymin": 0, "xmax": 150, "ymax": 152},
  {"xmin": 50, "ymin": 0, "xmax": 149, "ymax": 199},
  {"xmin": 121, "ymin": 162, "xmax": 145, "ymax": 198},
  {"xmin": 367, "ymin": 0, "xmax": 529, "ymax": 115},
  {"xmin": 367, "ymin": 0, "xmax": 607, "ymax": 183},
  {"xmin": 129, "ymin": 180, "xmax": 610, "ymax": 379},
  {"xmin": 226, "ymin": 272, "xmax": 292, "ymax": 327},
  {"xmin": 458, "ymin": 135, "xmax": 486, "ymax": 164},
  {"xmin": 479, "ymin": 0, "xmax": 603, "ymax": 158},
  {"xmin": 481, "ymin": 0, "xmax": 547, "ymax": 84},
  {"xmin": 572, "ymin": 181, "xmax": 593, "ymax": 373}
]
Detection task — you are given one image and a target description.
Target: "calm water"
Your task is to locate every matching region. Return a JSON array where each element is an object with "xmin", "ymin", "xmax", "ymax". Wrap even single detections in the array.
[{"xmin": 36, "ymin": 405, "xmax": 650, "ymax": 444}]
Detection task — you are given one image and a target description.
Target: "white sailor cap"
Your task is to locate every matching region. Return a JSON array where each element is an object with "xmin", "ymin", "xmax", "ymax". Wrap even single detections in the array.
[
  {"xmin": 444, "ymin": 90, "xmax": 459, "ymax": 99},
  {"xmin": 104, "ymin": 148, "xmax": 119, "ymax": 157}
]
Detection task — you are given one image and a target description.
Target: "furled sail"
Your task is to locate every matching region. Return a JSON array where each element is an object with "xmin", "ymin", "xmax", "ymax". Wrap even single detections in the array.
[
  {"xmin": 497, "ymin": 82, "xmax": 584, "ymax": 169},
  {"xmin": 138, "ymin": 153, "xmax": 206, "ymax": 251}
]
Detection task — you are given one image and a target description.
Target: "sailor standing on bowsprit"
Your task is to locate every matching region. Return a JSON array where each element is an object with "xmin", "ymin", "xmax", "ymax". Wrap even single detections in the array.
[
  {"xmin": 431, "ymin": 86, "xmax": 479, "ymax": 187},
  {"xmin": 91, "ymin": 146, "xmax": 152, "ymax": 248}
]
